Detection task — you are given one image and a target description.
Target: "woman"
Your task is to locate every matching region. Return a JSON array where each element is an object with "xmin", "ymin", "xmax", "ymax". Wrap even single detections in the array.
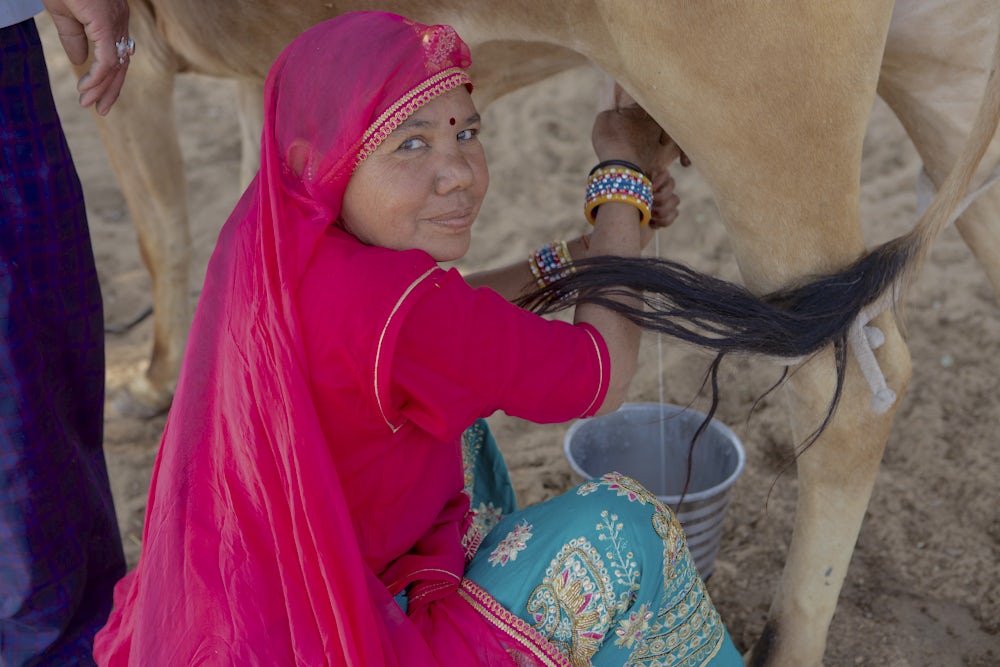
[{"xmin": 95, "ymin": 11, "xmax": 741, "ymax": 666}]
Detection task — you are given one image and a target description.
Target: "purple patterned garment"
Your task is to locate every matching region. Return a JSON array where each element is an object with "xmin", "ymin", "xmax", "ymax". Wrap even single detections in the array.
[{"xmin": 0, "ymin": 19, "xmax": 124, "ymax": 666}]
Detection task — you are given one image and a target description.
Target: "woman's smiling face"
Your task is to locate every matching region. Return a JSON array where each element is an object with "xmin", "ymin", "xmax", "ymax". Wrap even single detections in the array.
[{"xmin": 340, "ymin": 87, "xmax": 489, "ymax": 262}]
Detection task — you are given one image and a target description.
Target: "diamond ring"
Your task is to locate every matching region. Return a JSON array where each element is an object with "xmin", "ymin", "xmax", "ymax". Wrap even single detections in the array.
[{"xmin": 116, "ymin": 37, "xmax": 136, "ymax": 65}]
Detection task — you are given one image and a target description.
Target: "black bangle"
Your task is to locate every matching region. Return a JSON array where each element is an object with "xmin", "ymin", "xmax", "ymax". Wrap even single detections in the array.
[{"xmin": 588, "ymin": 159, "xmax": 647, "ymax": 178}]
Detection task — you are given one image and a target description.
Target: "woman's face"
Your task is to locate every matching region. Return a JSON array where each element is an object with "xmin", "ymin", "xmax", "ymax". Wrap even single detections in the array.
[{"xmin": 340, "ymin": 87, "xmax": 489, "ymax": 262}]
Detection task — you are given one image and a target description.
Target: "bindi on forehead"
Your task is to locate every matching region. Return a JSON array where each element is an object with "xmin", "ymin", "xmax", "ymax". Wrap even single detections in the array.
[{"xmin": 449, "ymin": 117, "xmax": 456, "ymax": 125}]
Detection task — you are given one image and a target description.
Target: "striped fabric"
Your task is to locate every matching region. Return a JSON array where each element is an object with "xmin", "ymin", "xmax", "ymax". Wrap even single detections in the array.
[{"xmin": 0, "ymin": 19, "xmax": 125, "ymax": 666}]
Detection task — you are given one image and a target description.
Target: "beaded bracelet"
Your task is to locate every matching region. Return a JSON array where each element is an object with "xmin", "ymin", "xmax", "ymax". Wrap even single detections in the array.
[
  {"xmin": 528, "ymin": 240, "xmax": 575, "ymax": 289},
  {"xmin": 584, "ymin": 162, "xmax": 653, "ymax": 226}
]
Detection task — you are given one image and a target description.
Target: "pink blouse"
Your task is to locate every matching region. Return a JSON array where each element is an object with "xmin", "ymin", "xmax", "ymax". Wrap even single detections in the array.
[
  {"xmin": 297, "ymin": 228, "xmax": 609, "ymax": 580},
  {"xmin": 296, "ymin": 226, "xmax": 610, "ymax": 661}
]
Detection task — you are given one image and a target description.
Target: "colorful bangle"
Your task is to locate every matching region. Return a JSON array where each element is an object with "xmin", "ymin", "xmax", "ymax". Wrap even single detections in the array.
[
  {"xmin": 528, "ymin": 240, "xmax": 575, "ymax": 289},
  {"xmin": 584, "ymin": 163, "xmax": 653, "ymax": 226}
]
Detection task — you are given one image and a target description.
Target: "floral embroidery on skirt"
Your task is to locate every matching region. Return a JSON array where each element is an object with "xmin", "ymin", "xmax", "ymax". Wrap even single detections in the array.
[{"xmin": 461, "ymin": 423, "xmax": 742, "ymax": 666}]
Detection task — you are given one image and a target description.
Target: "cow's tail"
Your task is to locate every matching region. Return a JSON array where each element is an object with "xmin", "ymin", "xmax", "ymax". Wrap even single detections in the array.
[
  {"xmin": 895, "ymin": 24, "xmax": 1000, "ymax": 295},
  {"xmin": 517, "ymin": 26, "xmax": 1000, "ymax": 445}
]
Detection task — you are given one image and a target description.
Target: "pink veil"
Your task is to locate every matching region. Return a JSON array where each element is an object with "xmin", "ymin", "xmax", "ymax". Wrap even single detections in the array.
[{"xmin": 94, "ymin": 12, "xmax": 478, "ymax": 666}]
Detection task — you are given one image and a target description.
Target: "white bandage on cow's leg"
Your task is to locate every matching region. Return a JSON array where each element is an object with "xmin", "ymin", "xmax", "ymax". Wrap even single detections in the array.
[
  {"xmin": 863, "ymin": 324, "xmax": 885, "ymax": 350},
  {"xmin": 848, "ymin": 305, "xmax": 897, "ymax": 414},
  {"xmin": 767, "ymin": 326, "xmax": 895, "ymax": 414}
]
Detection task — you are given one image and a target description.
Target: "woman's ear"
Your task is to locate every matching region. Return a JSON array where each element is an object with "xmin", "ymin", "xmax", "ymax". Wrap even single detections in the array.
[{"xmin": 286, "ymin": 139, "xmax": 311, "ymax": 177}]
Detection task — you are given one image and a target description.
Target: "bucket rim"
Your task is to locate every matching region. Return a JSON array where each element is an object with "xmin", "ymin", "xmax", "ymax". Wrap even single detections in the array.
[{"xmin": 563, "ymin": 401, "xmax": 747, "ymax": 504}]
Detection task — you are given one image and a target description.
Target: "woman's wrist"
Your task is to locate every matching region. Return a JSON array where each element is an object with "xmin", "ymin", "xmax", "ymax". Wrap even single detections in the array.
[
  {"xmin": 565, "ymin": 234, "xmax": 590, "ymax": 261},
  {"xmin": 528, "ymin": 240, "xmax": 574, "ymax": 290},
  {"xmin": 589, "ymin": 200, "xmax": 644, "ymax": 259}
]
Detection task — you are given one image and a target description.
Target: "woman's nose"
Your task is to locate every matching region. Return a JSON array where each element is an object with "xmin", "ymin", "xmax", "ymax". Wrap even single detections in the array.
[{"xmin": 434, "ymin": 149, "xmax": 475, "ymax": 194}]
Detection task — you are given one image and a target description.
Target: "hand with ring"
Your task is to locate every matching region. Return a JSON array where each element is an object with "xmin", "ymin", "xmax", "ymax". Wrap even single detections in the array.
[{"xmin": 42, "ymin": 0, "xmax": 132, "ymax": 115}]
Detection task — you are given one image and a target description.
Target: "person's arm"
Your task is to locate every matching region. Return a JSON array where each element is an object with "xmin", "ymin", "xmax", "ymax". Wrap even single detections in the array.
[
  {"xmin": 574, "ymin": 201, "xmax": 643, "ymax": 415},
  {"xmin": 465, "ymin": 168, "xmax": 679, "ymax": 301},
  {"xmin": 574, "ymin": 96, "xmax": 680, "ymax": 415},
  {"xmin": 42, "ymin": 0, "xmax": 130, "ymax": 114}
]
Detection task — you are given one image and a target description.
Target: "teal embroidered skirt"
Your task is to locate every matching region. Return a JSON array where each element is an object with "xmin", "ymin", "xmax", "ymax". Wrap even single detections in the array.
[{"xmin": 461, "ymin": 419, "xmax": 742, "ymax": 666}]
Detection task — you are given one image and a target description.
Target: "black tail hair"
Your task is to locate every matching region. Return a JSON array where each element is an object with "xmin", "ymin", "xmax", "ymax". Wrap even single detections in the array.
[
  {"xmin": 517, "ymin": 235, "xmax": 915, "ymax": 466},
  {"xmin": 519, "ymin": 30, "xmax": 1000, "ymax": 501}
]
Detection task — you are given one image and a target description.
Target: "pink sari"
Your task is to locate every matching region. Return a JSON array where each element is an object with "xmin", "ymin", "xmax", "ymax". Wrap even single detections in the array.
[{"xmin": 94, "ymin": 12, "xmax": 569, "ymax": 666}]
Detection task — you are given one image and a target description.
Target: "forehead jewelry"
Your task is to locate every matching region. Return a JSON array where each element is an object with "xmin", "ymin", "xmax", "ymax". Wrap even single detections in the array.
[{"xmin": 449, "ymin": 117, "xmax": 456, "ymax": 125}]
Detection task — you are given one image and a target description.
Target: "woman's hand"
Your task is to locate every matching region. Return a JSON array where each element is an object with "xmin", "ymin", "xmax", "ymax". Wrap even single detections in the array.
[
  {"xmin": 649, "ymin": 170, "xmax": 679, "ymax": 229},
  {"xmin": 591, "ymin": 85, "xmax": 684, "ymax": 248},
  {"xmin": 591, "ymin": 85, "xmax": 681, "ymax": 176}
]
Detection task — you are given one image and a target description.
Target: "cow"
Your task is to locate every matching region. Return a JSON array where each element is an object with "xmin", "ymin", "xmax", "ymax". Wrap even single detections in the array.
[{"xmin": 71, "ymin": 1, "xmax": 1000, "ymax": 665}]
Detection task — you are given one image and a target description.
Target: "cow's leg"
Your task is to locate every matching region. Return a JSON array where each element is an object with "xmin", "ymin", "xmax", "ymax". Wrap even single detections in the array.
[
  {"xmin": 878, "ymin": 0, "xmax": 1000, "ymax": 298},
  {"xmin": 748, "ymin": 335, "xmax": 910, "ymax": 666},
  {"xmin": 234, "ymin": 79, "xmax": 263, "ymax": 190},
  {"xmin": 722, "ymin": 217, "xmax": 912, "ymax": 666},
  {"xmin": 85, "ymin": 1, "xmax": 187, "ymax": 416}
]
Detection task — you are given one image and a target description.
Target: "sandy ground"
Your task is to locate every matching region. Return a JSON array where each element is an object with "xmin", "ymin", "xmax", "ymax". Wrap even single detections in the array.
[{"xmin": 37, "ymin": 15, "xmax": 999, "ymax": 666}]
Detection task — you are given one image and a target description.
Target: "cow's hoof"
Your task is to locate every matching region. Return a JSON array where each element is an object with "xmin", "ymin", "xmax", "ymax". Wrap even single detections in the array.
[{"xmin": 109, "ymin": 376, "xmax": 173, "ymax": 419}]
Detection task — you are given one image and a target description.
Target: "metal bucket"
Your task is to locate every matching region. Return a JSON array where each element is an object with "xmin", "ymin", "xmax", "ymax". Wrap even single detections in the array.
[{"xmin": 563, "ymin": 402, "xmax": 746, "ymax": 578}]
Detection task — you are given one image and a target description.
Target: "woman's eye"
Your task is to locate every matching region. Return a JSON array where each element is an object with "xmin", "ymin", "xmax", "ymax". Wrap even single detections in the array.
[
  {"xmin": 398, "ymin": 137, "xmax": 428, "ymax": 151},
  {"xmin": 457, "ymin": 128, "xmax": 479, "ymax": 141}
]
